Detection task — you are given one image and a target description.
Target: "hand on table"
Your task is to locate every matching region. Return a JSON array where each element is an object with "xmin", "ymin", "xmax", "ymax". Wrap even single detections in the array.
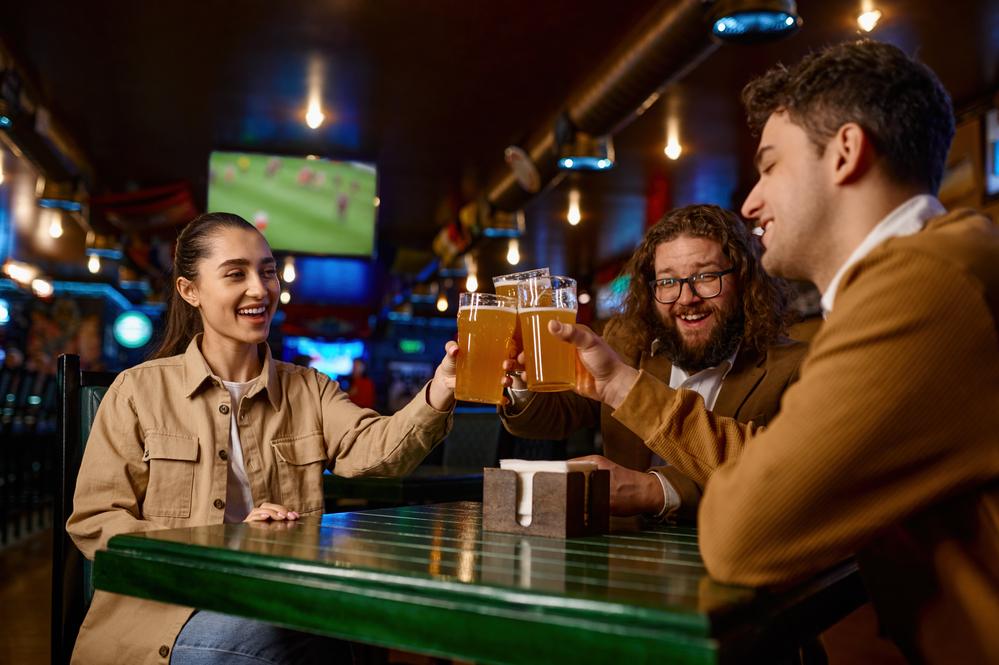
[
  {"xmin": 243, "ymin": 502, "xmax": 300, "ymax": 523},
  {"xmin": 571, "ymin": 455, "xmax": 665, "ymax": 517}
]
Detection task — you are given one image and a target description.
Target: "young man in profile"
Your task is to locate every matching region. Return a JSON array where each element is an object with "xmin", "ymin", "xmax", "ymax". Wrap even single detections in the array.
[{"xmin": 550, "ymin": 40, "xmax": 999, "ymax": 664}]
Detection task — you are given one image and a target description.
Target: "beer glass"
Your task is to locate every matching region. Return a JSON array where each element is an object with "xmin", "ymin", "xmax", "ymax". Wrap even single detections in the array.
[
  {"xmin": 455, "ymin": 292, "xmax": 518, "ymax": 404},
  {"xmin": 492, "ymin": 267, "xmax": 549, "ymax": 353},
  {"xmin": 517, "ymin": 275, "xmax": 577, "ymax": 392}
]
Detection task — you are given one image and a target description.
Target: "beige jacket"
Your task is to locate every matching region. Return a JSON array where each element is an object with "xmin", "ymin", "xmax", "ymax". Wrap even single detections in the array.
[
  {"xmin": 67, "ymin": 336, "xmax": 453, "ymax": 665},
  {"xmin": 613, "ymin": 210, "xmax": 999, "ymax": 664},
  {"xmin": 501, "ymin": 317, "xmax": 806, "ymax": 518}
]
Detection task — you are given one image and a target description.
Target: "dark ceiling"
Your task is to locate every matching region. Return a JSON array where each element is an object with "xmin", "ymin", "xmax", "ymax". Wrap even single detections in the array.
[{"xmin": 2, "ymin": 0, "xmax": 998, "ymax": 294}]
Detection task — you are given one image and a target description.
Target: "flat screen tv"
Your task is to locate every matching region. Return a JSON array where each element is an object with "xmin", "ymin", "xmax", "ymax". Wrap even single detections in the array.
[
  {"xmin": 208, "ymin": 151, "xmax": 377, "ymax": 257},
  {"xmin": 283, "ymin": 336, "xmax": 365, "ymax": 378}
]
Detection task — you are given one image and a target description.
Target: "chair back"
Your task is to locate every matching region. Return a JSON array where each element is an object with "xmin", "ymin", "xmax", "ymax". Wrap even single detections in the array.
[
  {"xmin": 441, "ymin": 407, "xmax": 503, "ymax": 467},
  {"xmin": 52, "ymin": 354, "xmax": 117, "ymax": 665}
]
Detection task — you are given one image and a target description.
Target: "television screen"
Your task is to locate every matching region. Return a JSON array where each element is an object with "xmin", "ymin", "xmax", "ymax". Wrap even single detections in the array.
[
  {"xmin": 283, "ymin": 337, "xmax": 365, "ymax": 378},
  {"xmin": 208, "ymin": 151, "xmax": 377, "ymax": 257}
]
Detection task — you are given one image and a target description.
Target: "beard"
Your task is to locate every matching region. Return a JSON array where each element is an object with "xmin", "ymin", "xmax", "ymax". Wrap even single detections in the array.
[{"xmin": 652, "ymin": 302, "xmax": 744, "ymax": 373}]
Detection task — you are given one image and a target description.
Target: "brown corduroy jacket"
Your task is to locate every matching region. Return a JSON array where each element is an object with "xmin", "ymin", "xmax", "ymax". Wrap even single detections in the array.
[
  {"xmin": 613, "ymin": 209, "xmax": 999, "ymax": 664},
  {"xmin": 67, "ymin": 336, "xmax": 453, "ymax": 665},
  {"xmin": 501, "ymin": 317, "xmax": 807, "ymax": 519}
]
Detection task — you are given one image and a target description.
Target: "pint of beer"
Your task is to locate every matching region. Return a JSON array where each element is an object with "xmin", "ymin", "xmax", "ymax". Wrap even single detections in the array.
[
  {"xmin": 517, "ymin": 276, "xmax": 577, "ymax": 392},
  {"xmin": 455, "ymin": 292, "xmax": 518, "ymax": 405},
  {"xmin": 492, "ymin": 267, "xmax": 549, "ymax": 356}
]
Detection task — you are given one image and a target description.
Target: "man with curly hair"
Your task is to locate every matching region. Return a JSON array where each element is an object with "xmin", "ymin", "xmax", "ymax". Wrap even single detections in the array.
[
  {"xmin": 501, "ymin": 204, "xmax": 806, "ymax": 520},
  {"xmin": 550, "ymin": 40, "xmax": 998, "ymax": 663}
]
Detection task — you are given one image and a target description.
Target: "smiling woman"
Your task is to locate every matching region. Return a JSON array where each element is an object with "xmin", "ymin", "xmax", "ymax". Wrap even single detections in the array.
[{"xmin": 65, "ymin": 212, "xmax": 461, "ymax": 664}]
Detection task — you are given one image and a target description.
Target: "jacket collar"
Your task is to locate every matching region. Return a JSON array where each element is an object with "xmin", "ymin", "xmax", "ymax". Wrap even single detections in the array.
[{"xmin": 182, "ymin": 334, "xmax": 282, "ymax": 410}]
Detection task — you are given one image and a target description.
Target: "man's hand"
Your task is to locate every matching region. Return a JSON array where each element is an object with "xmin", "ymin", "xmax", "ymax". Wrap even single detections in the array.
[
  {"xmin": 427, "ymin": 341, "xmax": 458, "ymax": 410},
  {"xmin": 546, "ymin": 321, "xmax": 639, "ymax": 408},
  {"xmin": 243, "ymin": 502, "xmax": 300, "ymax": 523},
  {"xmin": 572, "ymin": 454, "xmax": 665, "ymax": 517}
]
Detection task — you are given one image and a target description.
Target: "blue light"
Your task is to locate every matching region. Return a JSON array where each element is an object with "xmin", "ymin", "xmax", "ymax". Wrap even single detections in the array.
[
  {"xmin": 38, "ymin": 198, "xmax": 83, "ymax": 211},
  {"xmin": 0, "ymin": 298, "xmax": 9, "ymax": 325},
  {"xmin": 712, "ymin": 12, "xmax": 799, "ymax": 38},
  {"xmin": 558, "ymin": 156, "xmax": 615, "ymax": 171},
  {"xmin": 993, "ymin": 142, "xmax": 999, "ymax": 176},
  {"xmin": 113, "ymin": 311, "xmax": 153, "ymax": 349},
  {"xmin": 0, "ymin": 116, "xmax": 10, "ymax": 128}
]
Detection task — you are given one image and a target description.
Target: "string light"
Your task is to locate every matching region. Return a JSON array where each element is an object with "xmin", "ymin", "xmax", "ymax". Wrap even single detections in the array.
[
  {"xmin": 567, "ymin": 189, "xmax": 581, "ymax": 226},
  {"xmin": 31, "ymin": 278, "xmax": 53, "ymax": 298},
  {"xmin": 280, "ymin": 290, "xmax": 291, "ymax": 304},
  {"xmin": 436, "ymin": 291, "xmax": 449, "ymax": 312},
  {"xmin": 664, "ymin": 114, "xmax": 682, "ymax": 160},
  {"xmin": 87, "ymin": 254, "xmax": 101, "ymax": 274},
  {"xmin": 506, "ymin": 238, "xmax": 520, "ymax": 266}
]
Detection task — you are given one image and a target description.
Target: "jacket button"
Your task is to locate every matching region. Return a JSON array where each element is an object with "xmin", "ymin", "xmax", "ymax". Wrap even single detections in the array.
[
  {"xmin": 218, "ymin": 450, "xmax": 228, "ymax": 461},
  {"xmin": 214, "ymin": 499, "xmax": 225, "ymax": 510},
  {"xmin": 219, "ymin": 404, "xmax": 230, "ymax": 415},
  {"xmin": 159, "ymin": 645, "xmax": 170, "ymax": 658}
]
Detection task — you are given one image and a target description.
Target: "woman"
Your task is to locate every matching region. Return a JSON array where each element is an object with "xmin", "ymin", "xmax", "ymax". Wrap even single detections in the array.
[{"xmin": 67, "ymin": 212, "xmax": 458, "ymax": 664}]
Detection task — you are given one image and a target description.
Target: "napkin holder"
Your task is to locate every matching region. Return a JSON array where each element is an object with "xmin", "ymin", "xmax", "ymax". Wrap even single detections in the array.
[{"xmin": 482, "ymin": 467, "xmax": 610, "ymax": 538}]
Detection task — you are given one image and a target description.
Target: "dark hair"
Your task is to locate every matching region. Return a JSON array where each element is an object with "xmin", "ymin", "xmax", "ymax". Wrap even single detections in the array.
[
  {"xmin": 742, "ymin": 39, "xmax": 954, "ymax": 194},
  {"xmin": 617, "ymin": 204, "xmax": 791, "ymax": 355},
  {"xmin": 151, "ymin": 212, "xmax": 260, "ymax": 359}
]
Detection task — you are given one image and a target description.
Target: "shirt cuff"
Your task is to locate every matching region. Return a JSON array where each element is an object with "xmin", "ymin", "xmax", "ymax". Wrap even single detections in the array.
[{"xmin": 648, "ymin": 470, "xmax": 680, "ymax": 519}]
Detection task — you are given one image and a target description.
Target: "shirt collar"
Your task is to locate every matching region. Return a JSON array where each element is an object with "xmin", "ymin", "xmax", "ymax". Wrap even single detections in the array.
[
  {"xmin": 667, "ymin": 344, "xmax": 740, "ymax": 385},
  {"xmin": 820, "ymin": 194, "xmax": 945, "ymax": 316},
  {"xmin": 182, "ymin": 334, "xmax": 282, "ymax": 409}
]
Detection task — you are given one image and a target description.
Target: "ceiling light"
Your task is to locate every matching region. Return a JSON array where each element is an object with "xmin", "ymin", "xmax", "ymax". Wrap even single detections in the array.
[
  {"xmin": 436, "ymin": 292, "xmax": 449, "ymax": 312},
  {"xmin": 579, "ymin": 292, "xmax": 591, "ymax": 305},
  {"xmin": 48, "ymin": 215, "xmax": 63, "ymax": 239},
  {"xmin": 282, "ymin": 256, "xmax": 296, "ymax": 283},
  {"xmin": 466, "ymin": 273, "xmax": 478, "ymax": 292},
  {"xmin": 280, "ymin": 290, "xmax": 291, "ymax": 304},
  {"xmin": 506, "ymin": 238, "xmax": 521, "ymax": 266},
  {"xmin": 709, "ymin": 0, "xmax": 802, "ymax": 43},
  {"xmin": 305, "ymin": 55, "xmax": 326, "ymax": 129},
  {"xmin": 857, "ymin": 8, "xmax": 882, "ymax": 32},
  {"xmin": 87, "ymin": 254, "xmax": 101, "ymax": 274},
  {"xmin": 664, "ymin": 114, "xmax": 683, "ymax": 160},
  {"xmin": 555, "ymin": 113, "xmax": 615, "ymax": 171},
  {"xmin": 31, "ymin": 278, "xmax": 54, "ymax": 299},
  {"xmin": 567, "ymin": 189, "xmax": 581, "ymax": 226},
  {"xmin": 4, "ymin": 260, "xmax": 38, "ymax": 285}
]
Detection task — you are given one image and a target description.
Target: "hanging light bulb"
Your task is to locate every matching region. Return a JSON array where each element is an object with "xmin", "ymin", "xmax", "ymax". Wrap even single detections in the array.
[
  {"xmin": 664, "ymin": 114, "xmax": 682, "ymax": 160},
  {"xmin": 436, "ymin": 291, "xmax": 449, "ymax": 312},
  {"xmin": 31, "ymin": 278, "xmax": 53, "ymax": 298},
  {"xmin": 87, "ymin": 254, "xmax": 101, "ymax": 274},
  {"xmin": 305, "ymin": 56, "xmax": 326, "ymax": 129},
  {"xmin": 48, "ymin": 214, "xmax": 63, "ymax": 239},
  {"xmin": 465, "ymin": 273, "xmax": 478, "ymax": 292},
  {"xmin": 857, "ymin": 1, "xmax": 882, "ymax": 32},
  {"xmin": 282, "ymin": 256, "xmax": 296, "ymax": 283},
  {"xmin": 506, "ymin": 238, "xmax": 520, "ymax": 266},
  {"xmin": 280, "ymin": 290, "xmax": 291, "ymax": 304},
  {"xmin": 567, "ymin": 189, "xmax": 581, "ymax": 226}
]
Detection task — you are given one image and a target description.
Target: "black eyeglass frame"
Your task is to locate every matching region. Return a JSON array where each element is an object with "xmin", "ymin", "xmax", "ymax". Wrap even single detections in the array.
[{"xmin": 648, "ymin": 267, "xmax": 735, "ymax": 304}]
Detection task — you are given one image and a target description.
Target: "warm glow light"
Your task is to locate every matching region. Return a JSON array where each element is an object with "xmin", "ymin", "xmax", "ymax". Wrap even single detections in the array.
[
  {"xmin": 4, "ymin": 261, "xmax": 38, "ymax": 285},
  {"xmin": 664, "ymin": 114, "xmax": 682, "ymax": 160},
  {"xmin": 31, "ymin": 278, "xmax": 53, "ymax": 298},
  {"xmin": 305, "ymin": 56, "xmax": 326, "ymax": 129},
  {"xmin": 282, "ymin": 257, "xmax": 296, "ymax": 283},
  {"xmin": 373, "ymin": 196, "xmax": 380, "ymax": 208},
  {"xmin": 466, "ymin": 273, "xmax": 478, "ymax": 292},
  {"xmin": 579, "ymin": 292, "xmax": 591, "ymax": 305},
  {"xmin": 567, "ymin": 189, "xmax": 581, "ymax": 226},
  {"xmin": 857, "ymin": 8, "xmax": 882, "ymax": 32},
  {"xmin": 306, "ymin": 99, "xmax": 325, "ymax": 129},
  {"xmin": 436, "ymin": 292, "xmax": 449, "ymax": 312},
  {"xmin": 87, "ymin": 254, "xmax": 101, "ymax": 274},
  {"xmin": 280, "ymin": 290, "xmax": 291, "ymax": 304},
  {"xmin": 48, "ymin": 216, "xmax": 63, "ymax": 238},
  {"xmin": 506, "ymin": 238, "xmax": 520, "ymax": 266}
]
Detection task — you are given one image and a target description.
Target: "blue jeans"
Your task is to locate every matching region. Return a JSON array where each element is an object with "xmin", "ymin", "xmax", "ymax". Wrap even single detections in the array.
[{"xmin": 171, "ymin": 610, "xmax": 353, "ymax": 664}]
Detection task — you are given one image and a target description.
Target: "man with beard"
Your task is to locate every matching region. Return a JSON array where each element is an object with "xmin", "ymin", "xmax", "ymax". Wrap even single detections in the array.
[{"xmin": 500, "ymin": 204, "xmax": 806, "ymax": 519}]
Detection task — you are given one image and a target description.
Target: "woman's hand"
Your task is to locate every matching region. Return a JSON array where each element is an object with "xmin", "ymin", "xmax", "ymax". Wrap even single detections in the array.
[
  {"xmin": 427, "ymin": 341, "xmax": 458, "ymax": 411},
  {"xmin": 243, "ymin": 502, "xmax": 300, "ymax": 523}
]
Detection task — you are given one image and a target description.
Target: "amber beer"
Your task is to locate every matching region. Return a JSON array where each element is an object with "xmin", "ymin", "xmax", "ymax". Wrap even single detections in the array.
[
  {"xmin": 517, "ymin": 276, "xmax": 577, "ymax": 392},
  {"xmin": 493, "ymin": 268, "xmax": 549, "ymax": 346},
  {"xmin": 455, "ymin": 293, "xmax": 517, "ymax": 404}
]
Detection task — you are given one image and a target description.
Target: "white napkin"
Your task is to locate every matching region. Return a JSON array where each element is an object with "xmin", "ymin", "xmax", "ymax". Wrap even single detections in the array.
[{"xmin": 499, "ymin": 459, "xmax": 597, "ymax": 526}]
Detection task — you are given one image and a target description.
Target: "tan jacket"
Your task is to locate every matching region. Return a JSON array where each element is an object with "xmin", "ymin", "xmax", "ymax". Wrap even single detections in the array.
[
  {"xmin": 67, "ymin": 336, "xmax": 453, "ymax": 665},
  {"xmin": 501, "ymin": 317, "xmax": 806, "ymax": 518},
  {"xmin": 613, "ymin": 210, "xmax": 999, "ymax": 664}
]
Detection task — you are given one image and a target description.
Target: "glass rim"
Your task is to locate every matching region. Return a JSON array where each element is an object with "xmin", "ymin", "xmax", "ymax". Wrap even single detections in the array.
[
  {"xmin": 518, "ymin": 274, "xmax": 576, "ymax": 288},
  {"xmin": 491, "ymin": 267, "xmax": 550, "ymax": 286},
  {"xmin": 458, "ymin": 291, "xmax": 517, "ymax": 308}
]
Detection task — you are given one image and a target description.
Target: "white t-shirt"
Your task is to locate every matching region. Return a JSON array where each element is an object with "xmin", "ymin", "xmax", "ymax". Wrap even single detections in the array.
[{"xmin": 222, "ymin": 379, "xmax": 256, "ymax": 523}]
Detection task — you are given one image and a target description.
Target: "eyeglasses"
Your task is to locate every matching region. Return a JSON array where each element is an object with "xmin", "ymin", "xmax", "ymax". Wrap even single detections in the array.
[{"xmin": 648, "ymin": 268, "xmax": 735, "ymax": 304}]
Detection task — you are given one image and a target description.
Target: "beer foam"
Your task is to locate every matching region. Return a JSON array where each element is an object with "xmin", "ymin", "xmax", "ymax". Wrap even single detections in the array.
[
  {"xmin": 517, "ymin": 306, "xmax": 577, "ymax": 314},
  {"xmin": 458, "ymin": 305, "xmax": 517, "ymax": 313}
]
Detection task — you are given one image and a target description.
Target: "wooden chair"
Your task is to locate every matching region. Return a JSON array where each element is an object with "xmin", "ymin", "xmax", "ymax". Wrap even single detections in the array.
[{"xmin": 51, "ymin": 354, "xmax": 117, "ymax": 665}]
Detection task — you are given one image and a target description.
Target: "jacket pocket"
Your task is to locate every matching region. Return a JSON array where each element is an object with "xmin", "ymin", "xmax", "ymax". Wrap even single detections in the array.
[
  {"xmin": 142, "ymin": 432, "xmax": 199, "ymax": 518},
  {"xmin": 271, "ymin": 433, "xmax": 327, "ymax": 514}
]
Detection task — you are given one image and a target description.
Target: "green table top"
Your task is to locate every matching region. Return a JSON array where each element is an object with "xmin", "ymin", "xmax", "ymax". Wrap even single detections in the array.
[{"xmin": 95, "ymin": 502, "xmax": 864, "ymax": 665}]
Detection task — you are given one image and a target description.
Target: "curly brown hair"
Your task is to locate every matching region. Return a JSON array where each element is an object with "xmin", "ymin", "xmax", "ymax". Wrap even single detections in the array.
[
  {"xmin": 617, "ymin": 204, "xmax": 791, "ymax": 355},
  {"xmin": 742, "ymin": 39, "xmax": 954, "ymax": 194}
]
